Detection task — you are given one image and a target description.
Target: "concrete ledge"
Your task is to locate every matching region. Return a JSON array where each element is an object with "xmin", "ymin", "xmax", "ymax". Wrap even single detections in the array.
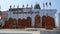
[{"xmin": 0, "ymin": 29, "xmax": 40, "ymax": 34}]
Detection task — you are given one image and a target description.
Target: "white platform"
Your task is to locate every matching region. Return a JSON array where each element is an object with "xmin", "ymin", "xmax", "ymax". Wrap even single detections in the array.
[
  {"xmin": 0, "ymin": 29, "xmax": 40, "ymax": 34},
  {"xmin": 0, "ymin": 28, "xmax": 59, "ymax": 34}
]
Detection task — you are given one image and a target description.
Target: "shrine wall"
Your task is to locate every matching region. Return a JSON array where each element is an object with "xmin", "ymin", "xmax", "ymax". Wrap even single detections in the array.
[{"xmin": 7, "ymin": 9, "xmax": 57, "ymax": 27}]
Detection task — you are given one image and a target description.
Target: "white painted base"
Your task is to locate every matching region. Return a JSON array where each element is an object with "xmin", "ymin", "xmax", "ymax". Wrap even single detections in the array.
[{"xmin": 0, "ymin": 29, "xmax": 40, "ymax": 34}]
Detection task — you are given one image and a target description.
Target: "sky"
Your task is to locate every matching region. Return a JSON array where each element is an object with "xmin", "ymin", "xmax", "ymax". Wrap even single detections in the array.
[{"xmin": 0, "ymin": 0, "xmax": 60, "ymax": 11}]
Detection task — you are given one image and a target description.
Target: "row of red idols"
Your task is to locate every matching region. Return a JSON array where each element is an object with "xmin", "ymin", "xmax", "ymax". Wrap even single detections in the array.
[
  {"xmin": 42, "ymin": 15, "xmax": 55, "ymax": 29},
  {"xmin": 2, "ymin": 17, "xmax": 31, "ymax": 29},
  {"xmin": 2, "ymin": 15, "xmax": 55, "ymax": 30}
]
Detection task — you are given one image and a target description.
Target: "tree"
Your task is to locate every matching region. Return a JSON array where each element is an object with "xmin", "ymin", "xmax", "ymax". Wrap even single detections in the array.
[{"xmin": 34, "ymin": 4, "xmax": 41, "ymax": 9}]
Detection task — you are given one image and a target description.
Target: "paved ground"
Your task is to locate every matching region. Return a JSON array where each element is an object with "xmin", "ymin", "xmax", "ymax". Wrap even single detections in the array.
[{"xmin": 40, "ymin": 30, "xmax": 59, "ymax": 34}]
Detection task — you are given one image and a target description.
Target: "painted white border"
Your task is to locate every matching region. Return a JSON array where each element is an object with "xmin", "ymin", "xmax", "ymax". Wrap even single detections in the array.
[{"xmin": 0, "ymin": 29, "xmax": 40, "ymax": 34}]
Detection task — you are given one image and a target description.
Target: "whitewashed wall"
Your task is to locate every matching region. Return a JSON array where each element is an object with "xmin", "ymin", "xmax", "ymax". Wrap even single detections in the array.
[{"xmin": 7, "ymin": 8, "xmax": 57, "ymax": 27}]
